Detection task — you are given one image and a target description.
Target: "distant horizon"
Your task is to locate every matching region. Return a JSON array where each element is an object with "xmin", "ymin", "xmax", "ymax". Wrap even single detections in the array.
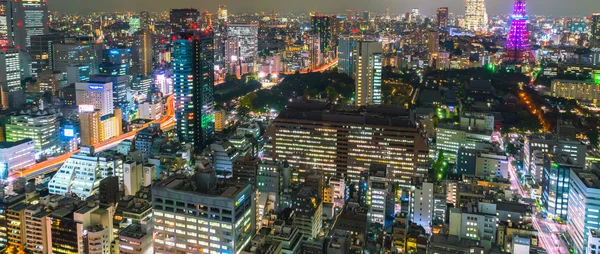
[{"xmin": 47, "ymin": 0, "xmax": 600, "ymax": 17}]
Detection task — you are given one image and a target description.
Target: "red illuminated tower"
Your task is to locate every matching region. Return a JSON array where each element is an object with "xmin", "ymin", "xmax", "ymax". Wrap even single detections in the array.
[{"xmin": 502, "ymin": 0, "xmax": 535, "ymax": 64}]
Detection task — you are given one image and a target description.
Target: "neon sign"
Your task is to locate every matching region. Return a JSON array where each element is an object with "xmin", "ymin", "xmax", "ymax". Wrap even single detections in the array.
[{"xmin": 89, "ymin": 85, "xmax": 104, "ymax": 90}]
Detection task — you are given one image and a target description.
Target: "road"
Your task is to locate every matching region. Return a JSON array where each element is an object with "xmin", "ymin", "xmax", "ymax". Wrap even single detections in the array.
[
  {"xmin": 10, "ymin": 59, "xmax": 339, "ymax": 180},
  {"xmin": 10, "ymin": 95, "xmax": 175, "ymax": 180},
  {"xmin": 508, "ymin": 156, "xmax": 569, "ymax": 254}
]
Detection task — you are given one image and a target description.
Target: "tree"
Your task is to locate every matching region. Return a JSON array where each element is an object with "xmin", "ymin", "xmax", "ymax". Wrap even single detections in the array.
[
  {"xmin": 588, "ymin": 130, "xmax": 599, "ymax": 148},
  {"xmin": 325, "ymin": 86, "xmax": 339, "ymax": 102}
]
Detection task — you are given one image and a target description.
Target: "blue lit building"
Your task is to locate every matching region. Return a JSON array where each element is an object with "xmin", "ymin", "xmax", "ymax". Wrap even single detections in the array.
[
  {"xmin": 542, "ymin": 153, "xmax": 581, "ymax": 221},
  {"xmin": 173, "ymin": 31, "xmax": 215, "ymax": 152},
  {"xmin": 337, "ymin": 35, "xmax": 355, "ymax": 77},
  {"xmin": 99, "ymin": 48, "xmax": 131, "ymax": 76}
]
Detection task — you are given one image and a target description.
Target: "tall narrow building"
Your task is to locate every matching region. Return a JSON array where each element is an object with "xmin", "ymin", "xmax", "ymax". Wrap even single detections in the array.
[
  {"xmin": 354, "ymin": 41, "xmax": 383, "ymax": 106},
  {"xmin": 464, "ymin": 0, "xmax": 488, "ymax": 32},
  {"xmin": 133, "ymin": 28, "xmax": 153, "ymax": 76},
  {"xmin": 20, "ymin": 0, "xmax": 49, "ymax": 48},
  {"xmin": 173, "ymin": 31, "xmax": 215, "ymax": 152},
  {"xmin": 590, "ymin": 13, "xmax": 600, "ymax": 48},
  {"xmin": 437, "ymin": 7, "xmax": 449, "ymax": 41},
  {"xmin": 337, "ymin": 34, "xmax": 356, "ymax": 78}
]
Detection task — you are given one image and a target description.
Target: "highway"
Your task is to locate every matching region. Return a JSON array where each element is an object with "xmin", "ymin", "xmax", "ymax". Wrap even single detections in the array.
[
  {"xmin": 10, "ymin": 59, "xmax": 338, "ymax": 180},
  {"xmin": 10, "ymin": 95, "xmax": 175, "ymax": 180},
  {"xmin": 508, "ymin": 156, "xmax": 569, "ymax": 254}
]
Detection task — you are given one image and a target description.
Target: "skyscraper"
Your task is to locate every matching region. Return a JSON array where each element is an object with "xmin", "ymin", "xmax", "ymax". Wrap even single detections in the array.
[
  {"xmin": 132, "ymin": 28, "xmax": 153, "ymax": 76},
  {"xmin": 169, "ymin": 8, "xmax": 199, "ymax": 34},
  {"xmin": 53, "ymin": 42, "xmax": 102, "ymax": 74},
  {"xmin": 218, "ymin": 5, "xmax": 228, "ymax": 22},
  {"xmin": 337, "ymin": 35, "xmax": 356, "ymax": 78},
  {"xmin": 503, "ymin": 0, "xmax": 535, "ymax": 64},
  {"xmin": 19, "ymin": 0, "xmax": 49, "ymax": 48},
  {"xmin": 30, "ymin": 34, "xmax": 65, "ymax": 77},
  {"xmin": 76, "ymin": 82, "xmax": 122, "ymax": 146},
  {"xmin": 99, "ymin": 47, "xmax": 131, "ymax": 76},
  {"xmin": 591, "ymin": 13, "xmax": 600, "ymax": 48},
  {"xmin": 354, "ymin": 41, "xmax": 383, "ymax": 106},
  {"xmin": 464, "ymin": 0, "xmax": 488, "ymax": 32},
  {"xmin": 437, "ymin": 7, "xmax": 449, "ymax": 40},
  {"xmin": 140, "ymin": 10, "xmax": 150, "ymax": 29},
  {"xmin": 173, "ymin": 31, "xmax": 215, "ymax": 152},
  {"xmin": 89, "ymin": 74, "xmax": 128, "ymax": 119},
  {"xmin": 226, "ymin": 23, "xmax": 258, "ymax": 63},
  {"xmin": 311, "ymin": 15, "xmax": 336, "ymax": 53}
]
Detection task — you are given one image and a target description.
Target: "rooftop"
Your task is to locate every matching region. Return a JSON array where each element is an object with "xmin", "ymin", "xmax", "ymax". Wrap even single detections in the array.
[
  {"xmin": 277, "ymin": 101, "xmax": 415, "ymax": 128},
  {"xmin": 574, "ymin": 168, "xmax": 600, "ymax": 189},
  {"xmin": 0, "ymin": 138, "xmax": 33, "ymax": 149},
  {"xmin": 153, "ymin": 173, "xmax": 250, "ymax": 199},
  {"xmin": 120, "ymin": 224, "xmax": 147, "ymax": 240}
]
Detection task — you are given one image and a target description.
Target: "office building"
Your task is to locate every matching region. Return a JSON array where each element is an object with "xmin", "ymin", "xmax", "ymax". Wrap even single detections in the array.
[
  {"xmin": 227, "ymin": 23, "xmax": 259, "ymax": 63},
  {"xmin": 134, "ymin": 124, "xmax": 162, "ymax": 159},
  {"xmin": 139, "ymin": 96, "xmax": 163, "ymax": 120},
  {"xmin": 169, "ymin": 8, "xmax": 199, "ymax": 34},
  {"xmin": 287, "ymin": 186, "xmax": 323, "ymax": 239},
  {"xmin": 152, "ymin": 172, "xmax": 256, "ymax": 253},
  {"xmin": 18, "ymin": 0, "xmax": 49, "ymax": 48},
  {"xmin": 437, "ymin": 7, "xmax": 449, "ymax": 40},
  {"xmin": 123, "ymin": 161, "xmax": 143, "ymax": 196},
  {"xmin": 24, "ymin": 204, "xmax": 51, "ymax": 254},
  {"xmin": 449, "ymin": 202, "xmax": 498, "ymax": 243},
  {"xmin": 76, "ymin": 81, "xmax": 114, "ymax": 116},
  {"xmin": 542, "ymin": 154, "xmax": 582, "ymax": 221},
  {"xmin": 0, "ymin": 46, "xmax": 21, "ymax": 94},
  {"xmin": 30, "ymin": 34, "xmax": 65, "ymax": 77},
  {"xmin": 436, "ymin": 125, "xmax": 492, "ymax": 160},
  {"xmin": 133, "ymin": 29, "xmax": 153, "ymax": 76},
  {"xmin": 140, "ymin": 10, "xmax": 150, "ymax": 29},
  {"xmin": 37, "ymin": 70, "xmax": 66, "ymax": 94},
  {"xmin": 66, "ymin": 65, "xmax": 91, "ymax": 84},
  {"xmin": 592, "ymin": 13, "xmax": 600, "ymax": 48},
  {"xmin": 411, "ymin": 182, "xmax": 434, "ymax": 231},
  {"xmin": 592, "ymin": 48, "xmax": 600, "ymax": 66},
  {"xmin": 73, "ymin": 204, "xmax": 113, "ymax": 253},
  {"xmin": 99, "ymin": 47, "xmax": 131, "ymax": 76},
  {"xmin": 48, "ymin": 150, "xmax": 121, "ymax": 199},
  {"xmin": 264, "ymin": 102, "xmax": 429, "ymax": 186},
  {"xmin": 47, "ymin": 209, "xmax": 79, "ymax": 254},
  {"xmin": 89, "ymin": 74, "xmax": 129, "ymax": 117},
  {"xmin": 366, "ymin": 164, "xmax": 391, "ymax": 227},
  {"xmin": 173, "ymin": 31, "xmax": 215, "ymax": 152},
  {"xmin": 5, "ymin": 108, "xmax": 60, "ymax": 156},
  {"xmin": 566, "ymin": 168, "xmax": 600, "ymax": 254},
  {"xmin": 54, "ymin": 42, "xmax": 102, "ymax": 74},
  {"xmin": 119, "ymin": 224, "xmax": 153, "ymax": 254},
  {"xmin": 337, "ymin": 35, "xmax": 356, "ymax": 77},
  {"xmin": 523, "ymin": 134, "xmax": 586, "ymax": 184},
  {"xmin": 0, "ymin": 139, "xmax": 35, "ymax": 180},
  {"xmin": 311, "ymin": 15, "xmax": 337, "ymax": 52},
  {"xmin": 588, "ymin": 229, "xmax": 600, "ymax": 254},
  {"xmin": 354, "ymin": 41, "xmax": 382, "ymax": 106},
  {"xmin": 552, "ymin": 79, "xmax": 600, "ymax": 106},
  {"xmin": 6, "ymin": 202, "xmax": 27, "ymax": 249},
  {"xmin": 464, "ymin": 0, "xmax": 488, "ymax": 32},
  {"xmin": 217, "ymin": 5, "xmax": 228, "ymax": 22}
]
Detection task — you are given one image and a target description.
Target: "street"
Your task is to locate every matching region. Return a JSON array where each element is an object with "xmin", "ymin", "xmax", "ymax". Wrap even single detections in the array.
[{"xmin": 508, "ymin": 156, "xmax": 569, "ymax": 254}]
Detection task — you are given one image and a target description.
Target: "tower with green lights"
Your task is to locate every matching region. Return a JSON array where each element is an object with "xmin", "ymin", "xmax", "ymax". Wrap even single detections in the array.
[{"xmin": 173, "ymin": 30, "xmax": 215, "ymax": 152}]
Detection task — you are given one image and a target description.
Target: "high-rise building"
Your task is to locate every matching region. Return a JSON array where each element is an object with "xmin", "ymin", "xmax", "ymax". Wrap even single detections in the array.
[
  {"xmin": 311, "ymin": 15, "xmax": 337, "ymax": 53},
  {"xmin": 21, "ymin": 0, "xmax": 49, "ymax": 48},
  {"xmin": 89, "ymin": 74, "xmax": 128, "ymax": 119},
  {"xmin": 76, "ymin": 82, "xmax": 122, "ymax": 146},
  {"xmin": 218, "ymin": 5, "xmax": 228, "ymax": 22},
  {"xmin": 0, "ymin": 139, "xmax": 35, "ymax": 180},
  {"xmin": 30, "ymin": 34, "xmax": 65, "ymax": 77},
  {"xmin": 411, "ymin": 182, "xmax": 434, "ymax": 231},
  {"xmin": 132, "ymin": 28, "xmax": 153, "ymax": 76},
  {"xmin": 437, "ymin": 7, "xmax": 449, "ymax": 40},
  {"xmin": 152, "ymin": 172, "xmax": 256, "ymax": 253},
  {"xmin": 337, "ymin": 35, "xmax": 356, "ymax": 77},
  {"xmin": 66, "ymin": 65, "xmax": 91, "ymax": 84},
  {"xmin": 464, "ymin": 0, "xmax": 488, "ymax": 32},
  {"xmin": 76, "ymin": 81, "xmax": 114, "ymax": 117},
  {"xmin": 100, "ymin": 47, "xmax": 131, "ymax": 76},
  {"xmin": 542, "ymin": 154, "xmax": 582, "ymax": 221},
  {"xmin": 264, "ymin": 102, "xmax": 429, "ymax": 186},
  {"xmin": 354, "ymin": 41, "xmax": 383, "ymax": 106},
  {"xmin": 169, "ymin": 8, "xmax": 199, "ymax": 34},
  {"xmin": 0, "ymin": 47, "xmax": 21, "ymax": 109},
  {"xmin": 0, "ymin": 0, "xmax": 12, "ymax": 46},
  {"xmin": 591, "ymin": 13, "xmax": 600, "ymax": 48},
  {"xmin": 173, "ymin": 31, "xmax": 215, "ymax": 152},
  {"xmin": 366, "ymin": 164, "xmax": 391, "ymax": 227},
  {"xmin": 5, "ymin": 108, "xmax": 60, "ymax": 156},
  {"xmin": 567, "ymin": 168, "xmax": 600, "ymax": 254},
  {"xmin": 140, "ymin": 10, "xmax": 150, "ymax": 29},
  {"xmin": 226, "ymin": 23, "xmax": 258, "ymax": 64},
  {"xmin": 53, "ymin": 42, "xmax": 102, "ymax": 74},
  {"xmin": 503, "ymin": 0, "xmax": 535, "ymax": 64}
]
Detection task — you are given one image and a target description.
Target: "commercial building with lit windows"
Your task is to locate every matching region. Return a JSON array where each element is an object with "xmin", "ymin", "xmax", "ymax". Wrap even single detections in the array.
[
  {"xmin": 264, "ymin": 102, "xmax": 429, "ymax": 186},
  {"xmin": 354, "ymin": 41, "xmax": 383, "ymax": 106},
  {"xmin": 152, "ymin": 172, "xmax": 256, "ymax": 254},
  {"xmin": 173, "ymin": 31, "xmax": 215, "ymax": 152},
  {"xmin": 5, "ymin": 108, "xmax": 60, "ymax": 156},
  {"xmin": 542, "ymin": 154, "xmax": 582, "ymax": 221},
  {"xmin": 551, "ymin": 79, "xmax": 600, "ymax": 106},
  {"xmin": 566, "ymin": 168, "xmax": 600, "ymax": 254}
]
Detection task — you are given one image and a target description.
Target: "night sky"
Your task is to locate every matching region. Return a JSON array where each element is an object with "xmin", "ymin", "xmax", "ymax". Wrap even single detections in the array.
[{"xmin": 49, "ymin": 0, "xmax": 599, "ymax": 16}]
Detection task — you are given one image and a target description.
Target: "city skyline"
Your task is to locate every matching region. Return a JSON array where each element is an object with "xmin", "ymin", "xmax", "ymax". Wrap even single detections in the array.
[{"xmin": 48, "ymin": 0, "xmax": 599, "ymax": 16}]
